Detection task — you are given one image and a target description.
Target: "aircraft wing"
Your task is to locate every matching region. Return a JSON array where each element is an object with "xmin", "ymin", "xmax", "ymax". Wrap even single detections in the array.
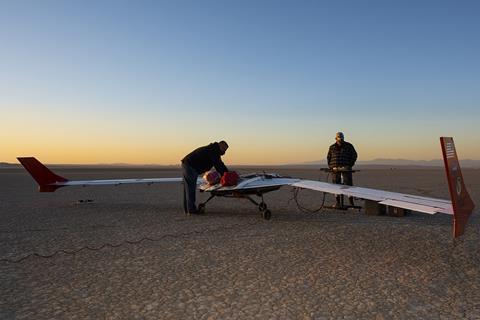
[
  {"xmin": 54, "ymin": 178, "xmax": 182, "ymax": 187},
  {"xmin": 17, "ymin": 157, "xmax": 182, "ymax": 192},
  {"xmin": 291, "ymin": 180, "xmax": 453, "ymax": 215}
]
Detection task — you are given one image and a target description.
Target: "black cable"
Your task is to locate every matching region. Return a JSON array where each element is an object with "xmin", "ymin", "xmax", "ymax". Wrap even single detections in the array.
[
  {"xmin": 0, "ymin": 221, "xmax": 259, "ymax": 264},
  {"xmin": 290, "ymin": 171, "xmax": 330, "ymax": 214},
  {"xmin": 292, "ymin": 187, "xmax": 327, "ymax": 213}
]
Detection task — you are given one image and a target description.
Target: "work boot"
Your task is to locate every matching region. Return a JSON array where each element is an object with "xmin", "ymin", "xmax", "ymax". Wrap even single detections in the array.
[
  {"xmin": 187, "ymin": 205, "xmax": 203, "ymax": 215},
  {"xmin": 188, "ymin": 208, "xmax": 203, "ymax": 215}
]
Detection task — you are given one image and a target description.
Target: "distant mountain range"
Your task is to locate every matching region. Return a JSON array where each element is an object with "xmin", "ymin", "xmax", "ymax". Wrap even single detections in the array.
[
  {"xmin": 0, "ymin": 162, "xmax": 18, "ymax": 168},
  {"xmin": 300, "ymin": 159, "xmax": 480, "ymax": 168}
]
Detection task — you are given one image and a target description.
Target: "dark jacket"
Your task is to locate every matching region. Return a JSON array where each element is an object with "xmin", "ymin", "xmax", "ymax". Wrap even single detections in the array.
[
  {"xmin": 327, "ymin": 141, "xmax": 357, "ymax": 168},
  {"xmin": 182, "ymin": 142, "xmax": 228, "ymax": 175}
]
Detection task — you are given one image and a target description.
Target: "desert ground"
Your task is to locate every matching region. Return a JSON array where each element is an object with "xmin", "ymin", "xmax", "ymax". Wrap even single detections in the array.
[{"xmin": 1, "ymin": 166, "xmax": 479, "ymax": 319}]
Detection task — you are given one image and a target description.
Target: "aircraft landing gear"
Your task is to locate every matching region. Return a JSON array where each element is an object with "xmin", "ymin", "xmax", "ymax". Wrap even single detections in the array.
[
  {"xmin": 197, "ymin": 195, "xmax": 215, "ymax": 214},
  {"xmin": 258, "ymin": 202, "xmax": 267, "ymax": 212},
  {"xmin": 253, "ymin": 198, "xmax": 271, "ymax": 220},
  {"xmin": 262, "ymin": 209, "xmax": 272, "ymax": 220},
  {"xmin": 198, "ymin": 192, "xmax": 273, "ymax": 220}
]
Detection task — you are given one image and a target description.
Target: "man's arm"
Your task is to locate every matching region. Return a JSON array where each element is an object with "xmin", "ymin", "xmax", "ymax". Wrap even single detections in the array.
[
  {"xmin": 213, "ymin": 157, "xmax": 228, "ymax": 176},
  {"xmin": 209, "ymin": 149, "xmax": 228, "ymax": 175}
]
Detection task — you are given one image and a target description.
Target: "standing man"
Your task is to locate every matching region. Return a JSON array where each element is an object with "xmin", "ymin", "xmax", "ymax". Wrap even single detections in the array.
[
  {"xmin": 327, "ymin": 132, "xmax": 358, "ymax": 207},
  {"xmin": 181, "ymin": 141, "xmax": 229, "ymax": 214}
]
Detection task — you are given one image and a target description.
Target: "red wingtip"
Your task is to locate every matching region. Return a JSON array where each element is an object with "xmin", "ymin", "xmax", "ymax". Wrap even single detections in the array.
[
  {"xmin": 440, "ymin": 137, "xmax": 475, "ymax": 238},
  {"xmin": 17, "ymin": 157, "xmax": 68, "ymax": 192}
]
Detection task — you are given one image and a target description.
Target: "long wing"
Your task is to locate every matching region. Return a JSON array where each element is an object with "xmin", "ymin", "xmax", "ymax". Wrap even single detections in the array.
[
  {"xmin": 291, "ymin": 180, "xmax": 452, "ymax": 215},
  {"xmin": 55, "ymin": 178, "xmax": 182, "ymax": 187},
  {"xmin": 17, "ymin": 157, "xmax": 182, "ymax": 192}
]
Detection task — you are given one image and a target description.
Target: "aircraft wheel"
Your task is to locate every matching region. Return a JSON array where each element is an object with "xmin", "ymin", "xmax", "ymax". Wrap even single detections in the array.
[
  {"xmin": 198, "ymin": 203, "xmax": 206, "ymax": 213},
  {"xmin": 259, "ymin": 202, "xmax": 267, "ymax": 212},
  {"xmin": 262, "ymin": 210, "xmax": 272, "ymax": 220}
]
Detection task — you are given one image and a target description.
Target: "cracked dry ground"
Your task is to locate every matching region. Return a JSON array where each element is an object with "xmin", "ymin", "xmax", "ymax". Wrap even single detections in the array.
[{"xmin": 1, "ymin": 167, "xmax": 479, "ymax": 319}]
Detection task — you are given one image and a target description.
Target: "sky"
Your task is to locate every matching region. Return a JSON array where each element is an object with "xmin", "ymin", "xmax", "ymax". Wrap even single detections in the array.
[{"xmin": 1, "ymin": 0, "xmax": 479, "ymax": 165}]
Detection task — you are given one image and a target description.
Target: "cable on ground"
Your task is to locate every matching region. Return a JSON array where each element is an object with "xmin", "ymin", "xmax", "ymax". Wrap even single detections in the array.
[{"xmin": 0, "ymin": 221, "xmax": 259, "ymax": 264}]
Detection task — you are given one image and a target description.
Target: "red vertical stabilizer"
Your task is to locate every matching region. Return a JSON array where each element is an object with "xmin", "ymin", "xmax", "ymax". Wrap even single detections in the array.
[
  {"xmin": 440, "ymin": 137, "xmax": 475, "ymax": 237},
  {"xmin": 17, "ymin": 157, "xmax": 68, "ymax": 192}
]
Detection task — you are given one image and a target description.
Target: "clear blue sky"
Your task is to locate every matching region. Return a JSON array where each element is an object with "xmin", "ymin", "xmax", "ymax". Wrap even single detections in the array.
[{"xmin": 1, "ymin": 0, "xmax": 479, "ymax": 164}]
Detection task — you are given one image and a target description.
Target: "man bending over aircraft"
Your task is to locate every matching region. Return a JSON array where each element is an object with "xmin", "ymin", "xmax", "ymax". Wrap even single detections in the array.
[
  {"xmin": 181, "ymin": 141, "xmax": 229, "ymax": 214},
  {"xmin": 327, "ymin": 132, "xmax": 358, "ymax": 207}
]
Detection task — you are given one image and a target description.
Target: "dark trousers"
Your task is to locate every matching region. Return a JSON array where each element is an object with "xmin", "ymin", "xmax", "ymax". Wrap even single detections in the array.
[
  {"xmin": 332, "ymin": 172, "xmax": 353, "ymax": 186},
  {"xmin": 332, "ymin": 172, "xmax": 354, "ymax": 205},
  {"xmin": 182, "ymin": 162, "xmax": 199, "ymax": 213}
]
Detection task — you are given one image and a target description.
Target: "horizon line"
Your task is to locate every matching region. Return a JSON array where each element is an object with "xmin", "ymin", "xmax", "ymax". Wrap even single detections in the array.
[{"xmin": 2, "ymin": 158, "xmax": 480, "ymax": 168}]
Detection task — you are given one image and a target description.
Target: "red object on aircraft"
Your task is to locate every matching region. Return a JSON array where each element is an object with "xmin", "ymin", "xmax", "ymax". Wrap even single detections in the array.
[
  {"xmin": 221, "ymin": 171, "xmax": 240, "ymax": 186},
  {"xmin": 440, "ymin": 137, "xmax": 476, "ymax": 237},
  {"xmin": 204, "ymin": 171, "xmax": 221, "ymax": 185}
]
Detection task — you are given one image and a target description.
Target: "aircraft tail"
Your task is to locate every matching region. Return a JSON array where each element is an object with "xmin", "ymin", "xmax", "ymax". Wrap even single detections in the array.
[
  {"xmin": 17, "ymin": 157, "xmax": 68, "ymax": 192},
  {"xmin": 440, "ymin": 137, "xmax": 475, "ymax": 238}
]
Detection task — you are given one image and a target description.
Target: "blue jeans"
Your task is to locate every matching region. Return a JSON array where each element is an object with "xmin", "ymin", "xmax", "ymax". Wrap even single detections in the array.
[{"xmin": 182, "ymin": 162, "xmax": 199, "ymax": 213}]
